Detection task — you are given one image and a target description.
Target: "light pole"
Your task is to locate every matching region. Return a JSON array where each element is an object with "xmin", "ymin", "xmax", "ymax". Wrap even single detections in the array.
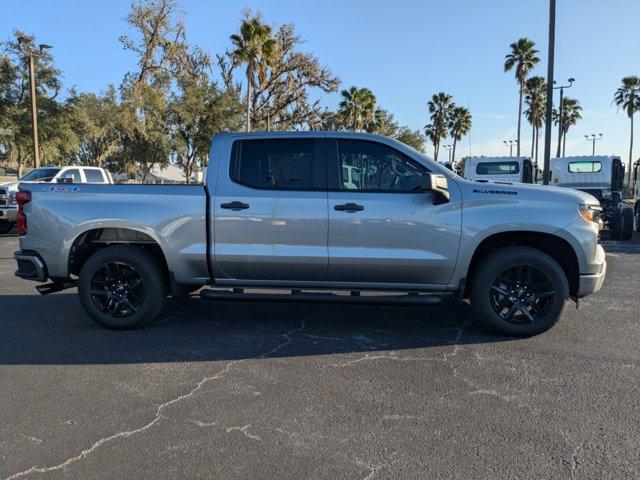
[
  {"xmin": 584, "ymin": 133, "xmax": 603, "ymax": 156},
  {"xmin": 443, "ymin": 144, "xmax": 453, "ymax": 163},
  {"xmin": 542, "ymin": 0, "xmax": 556, "ymax": 185},
  {"xmin": 554, "ymin": 77, "xmax": 575, "ymax": 158},
  {"xmin": 17, "ymin": 36, "xmax": 52, "ymax": 170},
  {"xmin": 503, "ymin": 140, "xmax": 518, "ymax": 156}
]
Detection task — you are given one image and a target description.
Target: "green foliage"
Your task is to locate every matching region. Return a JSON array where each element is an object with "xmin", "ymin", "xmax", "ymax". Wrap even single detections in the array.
[
  {"xmin": 338, "ymin": 86, "xmax": 376, "ymax": 132},
  {"xmin": 613, "ymin": 76, "xmax": 640, "ymax": 185},
  {"xmin": 504, "ymin": 37, "xmax": 540, "ymax": 155},
  {"xmin": 395, "ymin": 127, "xmax": 425, "ymax": 153},
  {"xmin": 425, "ymin": 92, "xmax": 454, "ymax": 161},
  {"xmin": 524, "ymin": 76, "xmax": 546, "ymax": 162}
]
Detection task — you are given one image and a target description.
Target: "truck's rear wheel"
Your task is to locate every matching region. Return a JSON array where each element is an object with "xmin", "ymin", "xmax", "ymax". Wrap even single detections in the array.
[
  {"xmin": 621, "ymin": 207, "xmax": 634, "ymax": 240},
  {"xmin": 610, "ymin": 207, "xmax": 623, "ymax": 240},
  {"xmin": 0, "ymin": 221, "xmax": 15, "ymax": 234},
  {"xmin": 78, "ymin": 245, "xmax": 167, "ymax": 329},
  {"xmin": 470, "ymin": 247, "xmax": 568, "ymax": 336}
]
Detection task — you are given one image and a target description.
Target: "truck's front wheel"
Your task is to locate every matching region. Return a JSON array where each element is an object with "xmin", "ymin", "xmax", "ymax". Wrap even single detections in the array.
[
  {"xmin": 78, "ymin": 245, "xmax": 167, "ymax": 329},
  {"xmin": 470, "ymin": 247, "xmax": 568, "ymax": 336}
]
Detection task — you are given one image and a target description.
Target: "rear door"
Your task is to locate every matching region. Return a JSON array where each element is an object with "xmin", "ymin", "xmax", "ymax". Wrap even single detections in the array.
[
  {"xmin": 326, "ymin": 138, "xmax": 461, "ymax": 287},
  {"xmin": 213, "ymin": 137, "xmax": 328, "ymax": 281}
]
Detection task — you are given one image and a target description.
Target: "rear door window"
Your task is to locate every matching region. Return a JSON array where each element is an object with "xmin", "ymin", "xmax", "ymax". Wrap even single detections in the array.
[
  {"xmin": 84, "ymin": 169, "xmax": 106, "ymax": 183},
  {"xmin": 230, "ymin": 139, "xmax": 324, "ymax": 190}
]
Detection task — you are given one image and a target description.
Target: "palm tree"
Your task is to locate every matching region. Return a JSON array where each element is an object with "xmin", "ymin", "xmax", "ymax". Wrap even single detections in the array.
[
  {"xmin": 524, "ymin": 76, "xmax": 546, "ymax": 165},
  {"xmin": 338, "ymin": 86, "xmax": 376, "ymax": 131},
  {"xmin": 426, "ymin": 92, "xmax": 454, "ymax": 161},
  {"xmin": 552, "ymin": 97, "xmax": 582, "ymax": 157},
  {"xmin": 448, "ymin": 106, "xmax": 472, "ymax": 163},
  {"xmin": 504, "ymin": 38, "xmax": 540, "ymax": 156},
  {"xmin": 230, "ymin": 16, "xmax": 277, "ymax": 132},
  {"xmin": 613, "ymin": 76, "xmax": 640, "ymax": 186}
]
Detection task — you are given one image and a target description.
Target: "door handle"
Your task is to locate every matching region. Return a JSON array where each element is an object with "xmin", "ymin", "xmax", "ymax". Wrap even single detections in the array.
[
  {"xmin": 334, "ymin": 203, "xmax": 364, "ymax": 212},
  {"xmin": 221, "ymin": 201, "xmax": 250, "ymax": 211}
]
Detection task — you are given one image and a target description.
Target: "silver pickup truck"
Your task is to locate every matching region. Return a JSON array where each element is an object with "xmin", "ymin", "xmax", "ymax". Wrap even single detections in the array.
[{"xmin": 13, "ymin": 132, "xmax": 606, "ymax": 336}]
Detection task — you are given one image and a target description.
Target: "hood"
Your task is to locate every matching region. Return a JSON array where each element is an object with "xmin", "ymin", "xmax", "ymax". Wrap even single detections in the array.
[
  {"xmin": 0, "ymin": 181, "xmax": 19, "ymax": 192},
  {"xmin": 458, "ymin": 178, "xmax": 599, "ymax": 205}
]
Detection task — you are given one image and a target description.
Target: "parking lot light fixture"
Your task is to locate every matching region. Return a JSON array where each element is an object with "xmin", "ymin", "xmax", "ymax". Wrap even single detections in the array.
[{"xmin": 16, "ymin": 36, "xmax": 52, "ymax": 170}]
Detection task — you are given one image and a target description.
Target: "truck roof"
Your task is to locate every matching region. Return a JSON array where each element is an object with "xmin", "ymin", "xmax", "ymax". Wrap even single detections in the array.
[{"xmin": 551, "ymin": 155, "xmax": 620, "ymax": 163}]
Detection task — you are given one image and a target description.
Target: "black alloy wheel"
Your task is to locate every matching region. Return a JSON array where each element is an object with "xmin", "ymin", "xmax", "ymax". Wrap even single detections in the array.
[
  {"xmin": 89, "ymin": 261, "xmax": 146, "ymax": 318},
  {"xmin": 489, "ymin": 264, "xmax": 555, "ymax": 324}
]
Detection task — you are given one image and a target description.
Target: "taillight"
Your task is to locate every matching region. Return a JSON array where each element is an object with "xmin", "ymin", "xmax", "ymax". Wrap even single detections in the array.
[{"xmin": 16, "ymin": 191, "xmax": 31, "ymax": 236}]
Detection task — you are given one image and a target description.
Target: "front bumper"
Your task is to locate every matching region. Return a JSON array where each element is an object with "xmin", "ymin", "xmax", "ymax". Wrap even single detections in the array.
[
  {"xmin": 576, "ymin": 245, "xmax": 607, "ymax": 297},
  {"xmin": 0, "ymin": 206, "xmax": 17, "ymax": 222},
  {"xmin": 14, "ymin": 251, "xmax": 48, "ymax": 282}
]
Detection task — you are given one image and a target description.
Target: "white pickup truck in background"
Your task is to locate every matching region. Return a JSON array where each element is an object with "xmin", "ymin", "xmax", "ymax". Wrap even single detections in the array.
[{"xmin": 0, "ymin": 166, "xmax": 113, "ymax": 234}]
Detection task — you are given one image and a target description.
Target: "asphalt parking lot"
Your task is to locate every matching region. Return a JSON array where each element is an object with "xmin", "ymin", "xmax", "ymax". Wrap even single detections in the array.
[{"xmin": 1, "ymin": 231, "xmax": 639, "ymax": 479}]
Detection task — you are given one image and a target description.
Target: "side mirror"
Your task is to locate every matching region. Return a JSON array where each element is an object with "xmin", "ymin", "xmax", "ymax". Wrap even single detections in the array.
[
  {"xmin": 421, "ymin": 172, "xmax": 450, "ymax": 204},
  {"xmin": 58, "ymin": 173, "xmax": 76, "ymax": 184}
]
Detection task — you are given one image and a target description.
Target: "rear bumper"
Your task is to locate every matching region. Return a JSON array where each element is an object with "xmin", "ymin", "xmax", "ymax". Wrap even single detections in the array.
[
  {"xmin": 0, "ymin": 206, "xmax": 17, "ymax": 222},
  {"xmin": 14, "ymin": 251, "xmax": 48, "ymax": 282}
]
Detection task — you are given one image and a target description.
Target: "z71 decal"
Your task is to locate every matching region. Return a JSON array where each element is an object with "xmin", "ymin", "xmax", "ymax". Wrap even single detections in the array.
[{"xmin": 42, "ymin": 186, "xmax": 80, "ymax": 193}]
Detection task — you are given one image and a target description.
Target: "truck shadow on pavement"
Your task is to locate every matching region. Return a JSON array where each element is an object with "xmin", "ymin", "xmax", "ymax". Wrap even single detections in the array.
[{"xmin": 0, "ymin": 292, "xmax": 512, "ymax": 365}]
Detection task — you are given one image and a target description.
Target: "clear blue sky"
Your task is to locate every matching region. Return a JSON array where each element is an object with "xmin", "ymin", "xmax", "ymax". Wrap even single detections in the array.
[{"xmin": 2, "ymin": 0, "xmax": 639, "ymax": 162}]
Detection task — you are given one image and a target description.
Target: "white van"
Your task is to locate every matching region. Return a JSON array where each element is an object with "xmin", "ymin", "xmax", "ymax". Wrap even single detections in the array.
[{"xmin": 463, "ymin": 157, "xmax": 535, "ymax": 184}]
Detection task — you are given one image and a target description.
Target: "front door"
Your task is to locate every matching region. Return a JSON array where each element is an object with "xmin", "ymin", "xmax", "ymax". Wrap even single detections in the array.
[
  {"xmin": 326, "ymin": 138, "xmax": 461, "ymax": 287},
  {"xmin": 213, "ymin": 137, "xmax": 328, "ymax": 281}
]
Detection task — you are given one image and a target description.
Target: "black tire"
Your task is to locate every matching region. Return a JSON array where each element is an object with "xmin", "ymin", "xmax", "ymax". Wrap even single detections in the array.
[
  {"xmin": 78, "ymin": 245, "xmax": 167, "ymax": 329},
  {"xmin": 636, "ymin": 207, "xmax": 640, "ymax": 233},
  {"xmin": 0, "ymin": 221, "xmax": 15, "ymax": 234},
  {"xmin": 621, "ymin": 207, "xmax": 634, "ymax": 241},
  {"xmin": 610, "ymin": 207, "xmax": 622, "ymax": 240},
  {"xmin": 470, "ymin": 246, "xmax": 568, "ymax": 336}
]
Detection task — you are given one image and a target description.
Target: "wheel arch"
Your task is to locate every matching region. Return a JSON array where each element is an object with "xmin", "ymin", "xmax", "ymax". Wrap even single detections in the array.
[
  {"xmin": 464, "ymin": 231, "xmax": 580, "ymax": 297},
  {"xmin": 67, "ymin": 227, "xmax": 172, "ymax": 289}
]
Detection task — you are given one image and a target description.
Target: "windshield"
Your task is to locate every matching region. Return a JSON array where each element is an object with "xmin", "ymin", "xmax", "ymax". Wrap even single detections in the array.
[{"xmin": 20, "ymin": 168, "xmax": 61, "ymax": 182}]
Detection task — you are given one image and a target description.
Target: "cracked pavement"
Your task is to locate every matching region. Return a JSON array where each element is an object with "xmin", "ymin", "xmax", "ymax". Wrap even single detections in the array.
[{"xmin": 1, "ymin": 232, "xmax": 639, "ymax": 479}]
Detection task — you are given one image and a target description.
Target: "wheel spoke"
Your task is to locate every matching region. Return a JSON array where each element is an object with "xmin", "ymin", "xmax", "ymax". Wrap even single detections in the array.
[
  {"xmin": 90, "ymin": 289, "xmax": 108, "ymax": 296},
  {"xmin": 490, "ymin": 285, "xmax": 510, "ymax": 296},
  {"xmin": 104, "ymin": 263, "xmax": 116, "ymax": 281},
  {"xmin": 501, "ymin": 305, "xmax": 517, "ymax": 320},
  {"xmin": 122, "ymin": 298, "xmax": 138, "ymax": 313},
  {"xmin": 521, "ymin": 306, "xmax": 535, "ymax": 323}
]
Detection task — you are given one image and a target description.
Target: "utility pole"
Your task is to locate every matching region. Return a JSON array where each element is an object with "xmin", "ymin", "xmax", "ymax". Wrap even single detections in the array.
[
  {"xmin": 542, "ymin": 0, "xmax": 556, "ymax": 185},
  {"xmin": 554, "ymin": 77, "xmax": 575, "ymax": 157},
  {"xmin": 584, "ymin": 133, "xmax": 603, "ymax": 155},
  {"xmin": 503, "ymin": 140, "xmax": 518, "ymax": 156},
  {"xmin": 18, "ymin": 36, "xmax": 52, "ymax": 169}
]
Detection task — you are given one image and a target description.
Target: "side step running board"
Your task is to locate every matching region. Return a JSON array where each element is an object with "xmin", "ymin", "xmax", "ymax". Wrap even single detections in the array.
[{"xmin": 200, "ymin": 289, "xmax": 451, "ymax": 306}]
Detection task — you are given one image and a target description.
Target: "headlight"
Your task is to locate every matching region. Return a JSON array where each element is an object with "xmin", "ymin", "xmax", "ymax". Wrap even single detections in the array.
[
  {"xmin": 9, "ymin": 193, "xmax": 17, "ymax": 205},
  {"xmin": 579, "ymin": 203, "xmax": 602, "ymax": 223}
]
